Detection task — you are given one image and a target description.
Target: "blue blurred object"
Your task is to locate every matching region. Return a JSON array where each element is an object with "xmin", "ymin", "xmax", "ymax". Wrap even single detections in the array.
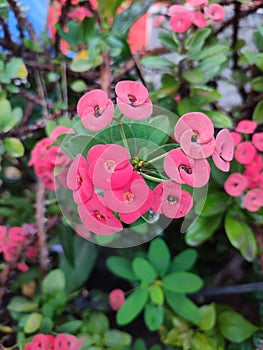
[{"xmin": 7, "ymin": 0, "xmax": 49, "ymax": 41}]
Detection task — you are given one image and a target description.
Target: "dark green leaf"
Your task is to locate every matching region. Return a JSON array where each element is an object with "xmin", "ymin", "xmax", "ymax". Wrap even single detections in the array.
[
  {"xmin": 107, "ymin": 256, "xmax": 137, "ymax": 281},
  {"xmin": 104, "ymin": 329, "xmax": 132, "ymax": 347},
  {"xmin": 185, "ymin": 28, "xmax": 211, "ymax": 54},
  {"xmin": 185, "ymin": 215, "xmax": 222, "ymax": 246},
  {"xmin": 190, "ymin": 45, "xmax": 228, "ymax": 60},
  {"xmin": 117, "ymin": 288, "xmax": 148, "ymax": 325},
  {"xmin": 86, "ymin": 312, "xmax": 109, "ymax": 334},
  {"xmin": 251, "ymin": 77, "xmax": 263, "ymax": 92},
  {"xmin": 191, "ymin": 86, "xmax": 221, "ymax": 105},
  {"xmin": 60, "ymin": 236, "xmax": 98, "ymax": 293},
  {"xmin": 140, "ymin": 56, "xmax": 174, "ymax": 70},
  {"xmin": 219, "ymin": 311, "xmax": 258, "ymax": 343},
  {"xmin": 7, "ymin": 297, "xmax": 37, "ymax": 313},
  {"xmin": 182, "ymin": 69, "xmax": 204, "ymax": 84},
  {"xmin": 195, "ymin": 192, "xmax": 230, "ymax": 217},
  {"xmin": 255, "ymin": 53, "xmax": 263, "ymax": 72},
  {"xmin": 56, "ymin": 320, "xmax": 82, "ymax": 333},
  {"xmin": 162, "ymin": 271, "xmax": 203, "ymax": 293},
  {"xmin": 158, "ymin": 33, "xmax": 179, "ymax": 50},
  {"xmin": 57, "ymin": 225, "xmax": 76, "ymax": 267},
  {"xmin": 204, "ymin": 110, "xmax": 233, "ymax": 128},
  {"xmin": 253, "ymin": 100, "xmax": 263, "ymax": 125},
  {"xmin": 148, "ymin": 238, "xmax": 170, "ymax": 276}
]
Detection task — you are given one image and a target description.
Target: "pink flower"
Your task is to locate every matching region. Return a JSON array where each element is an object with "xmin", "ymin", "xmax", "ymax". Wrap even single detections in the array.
[
  {"xmin": 189, "ymin": 11, "xmax": 206, "ymax": 28},
  {"xmin": 243, "ymin": 189, "xmax": 263, "ymax": 212},
  {"xmin": 54, "ymin": 334, "xmax": 85, "ymax": 350},
  {"xmin": 204, "ymin": 4, "xmax": 225, "ymax": 22},
  {"xmin": 41, "ymin": 173, "xmax": 58, "ymax": 191},
  {"xmin": 104, "ymin": 173, "xmax": 152, "ymax": 216},
  {"xmin": 170, "ymin": 13, "xmax": 192, "ymax": 33},
  {"xmin": 230, "ymin": 131, "xmax": 242, "ymax": 146},
  {"xmin": 259, "ymin": 172, "xmax": 263, "ymax": 189},
  {"xmin": 46, "ymin": 146, "xmax": 71, "ymax": 167},
  {"xmin": 164, "ymin": 148, "xmax": 210, "ymax": 188},
  {"xmin": 244, "ymin": 169, "xmax": 260, "ymax": 189},
  {"xmin": 17, "ymin": 262, "xmax": 29, "ymax": 272},
  {"xmin": 26, "ymin": 246, "xmax": 38, "ymax": 259},
  {"xmin": 50, "ymin": 126, "xmax": 73, "ymax": 140},
  {"xmin": 224, "ymin": 173, "xmax": 247, "ymax": 197},
  {"xmin": 9, "ymin": 227, "xmax": 25, "ymax": 242},
  {"xmin": 152, "ymin": 182, "xmax": 193, "ymax": 218},
  {"xmin": 67, "ymin": 154, "xmax": 93, "ymax": 204},
  {"xmin": 25, "ymin": 334, "xmax": 55, "ymax": 350},
  {"xmin": 115, "ymin": 80, "xmax": 153, "ymax": 120},
  {"xmin": 186, "ymin": 0, "xmax": 208, "ymax": 8},
  {"xmin": 235, "ymin": 120, "xmax": 257, "ymax": 134},
  {"xmin": 109, "ymin": 289, "xmax": 125, "ymax": 311},
  {"xmin": 245, "ymin": 153, "xmax": 263, "ymax": 172},
  {"xmin": 88, "ymin": 144, "xmax": 133, "ymax": 190},
  {"xmin": 235, "ymin": 141, "xmax": 256, "ymax": 165},
  {"xmin": 252, "ymin": 132, "xmax": 263, "ymax": 151},
  {"xmin": 174, "ymin": 112, "xmax": 215, "ymax": 159},
  {"xmin": 78, "ymin": 193, "xmax": 123, "ymax": 235},
  {"xmin": 212, "ymin": 129, "xmax": 234, "ymax": 172},
  {"xmin": 68, "ymin": 6, "xmax": 92, "ymax": 21},
  {"xmin": 168, "ymin": 5, "xmax": 187, "ymax": 16},
  {"xmin": 77, "ymin": 89, "xmax": 114, "ymax": 131}
]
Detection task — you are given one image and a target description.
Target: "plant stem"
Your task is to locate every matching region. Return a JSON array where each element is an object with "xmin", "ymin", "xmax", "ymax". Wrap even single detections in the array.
[
  {"xmin": 118, "ymin": 122, "xmax": 130, "ymax": 154},
  {"xmin": 140, "ymin": 172, "xmax": 166, "ymax": 183},
  {"xmin": 144, "ymin": 153, "xmax": 166, "ymax": 166}
]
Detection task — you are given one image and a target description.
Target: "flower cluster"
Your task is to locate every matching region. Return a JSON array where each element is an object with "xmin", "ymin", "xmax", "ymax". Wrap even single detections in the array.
[
  {"xmin": 64, "ymin": 81, "xmax": 234, "ymax": 236},
  {"xmin": 29, "ymin": 126, "xmax": 73, "ymax": 190},
  {"xmin": 224, "ymin": 120, "xmax": 263, "ymax": 212},
  {"xmin": 167, "ymin": 0, "xmax": 225, "ymax": 33},
  {"xmin": 25, "ymin": 333, "xmax": 85, "ymax": 350},
  {"xmin": 0, "ymin": 224, "xmax": 38, "ymax": 271}
]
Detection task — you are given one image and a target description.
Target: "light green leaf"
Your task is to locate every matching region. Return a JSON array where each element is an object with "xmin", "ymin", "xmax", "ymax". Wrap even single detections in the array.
[
  {"xmin": 204, "ymin": 110, "xmax": 233, "ymax": 128},
  {"xmin": 70, "ymin": 79, "xmax": 88, "ymax": 93},
  {"xmin": 104, "ymin": 329, "xmax": 132, "ymax": 347},
  {"xmin": 219, "ymin": 311, "xmax": 258, "ymax": 343},
  {"xmin": 251, "ymin": 76, "xmax": 263, "ymax": 92},
  {"xmin": 132, "ymin": 257, "xmax": 157, "ymax": 283},
  {"xmin": 197, "ymin": 303, "xmax": 216, "ymax": 331},
  {"xmin": 185, "ymin": 28, "xmax": 212, "ymax": 54},
  {"xmin": 86, "ymin": 313, "xmax": 109, "ymax": 335},
  {"xmin": 3, "ymin": 137, "xmax": 24, "ymax": 158},
  {"xmin": 141, "ymin": 56, "xmax": 174, "ymax": 70},
  {"xmin": 148, "ymin": 238, "xmax": 170, "ymax": 276},
  {"xmin": 7, "ymin": 297, "xmax": 37, "ymax": 313},
  {"xmin": 255, "ymin": 53, "xmax": 263, "ymax": 72},
  {"xmin": 158, "ymin": 33, "xmax": 179, "ymax": 50},
  {"xmin": 70, "ymin": 59, "xmax": 92, "ymax": 73},
  {"xmin": 24, "ymin": 313, "xmax": 43, "ymax": 334},
  {"xmin": 182, "ymin": 70, "xmax": 204, "ymax": 84},
  {"xmin": 162, "ymin": 271, "xmax": 203, "ymax": 293},
  {"xmin": 56, "ymin": 320, "xmax": 82, "ymax": 333},
  {"xmin": 42, "ymin": 269, "xmax": 66, "ymax": 294},
  {"xmin": 148, "ymin": 285, "xmax": 164, "ymax": 305},
  {"xmin": 192, "ymin": 332, "xmax": 217, "ymax": 350},
  {"xmin": 192, "ymin": 86, "xmax": 221, "ymax": 105},
  {"xmin": 117, "ymin": 288, "xmax": 148, "ymax": 325}
]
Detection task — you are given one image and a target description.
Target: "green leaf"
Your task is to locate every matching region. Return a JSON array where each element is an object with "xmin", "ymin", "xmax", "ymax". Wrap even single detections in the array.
[
  {"xmin": 42, "ymin": 269, "xmax": 66, "ymax": 294},
  {"xmin": 86, "ymin": 313, "xmax": 109, "ymax": 334},
  {"xmin": 60, "ymin": 236, "xmax": 98, "ymax": 293},
  {"xmin": 133, "ymin": 339, "xmax": 147, "ymax": 350},
  {"xmin": 140, "ymin": 56, "xmax": 174, "ymax": 70},
  {"xmin": 56, "ymin": 320, "xmax": 82, "ymax": 333},
  {"xmin": 24, "ymin": 313, "xmax": 43, "ymax": 334},
  {"xmin": 253, "ymin": 100, "xmax": 263, "ymax": 125},
  {"xmin": 107, "ymin": 256, "xmax": 137, "ymax": 281},
  {"xmin": 70, "ymin": 59, "xmax": 92, "ymax": 73},
  {"xmin": 162, "ymin": 271, "xmax": 203, "ymax": 293},
  {"xmin": 57, "ymin": 225, "xmax": 76, "ymax": 267},
  {"xmin": 6, "ymin": 58, "xmax": 24, "ymax": 79},
  {"xmin": 251, "ymin": 77, "xmax": 263, "ymax": 92},
  {"xmin": 196, "ymin": 55, "xmax": 227, "ymax": 83},
  {"xmin": 132, "ymin": 257, "xmax": 157, "ymax": 283},
  {"xmin": 117, "ymin": 288, "xmax": 148, "ymax": 325},
  {"xmin": 195, "ymin": 192, "xmax": 230, "ymax": 217},
  {"xmin": 148, "ymin": 285, "xmax": 164, "ymax": 305},
  {"xmin": 219, "ymin": 311, "xmax": 258, "ymax": 343},
  {"xmin": 192, "ymin": 332, "xmax": 217, "ymax": 350},
  {"xmin": 3, "ymin": 137, "xmax": 24, "ymax": 158},
  {"xmin": 204, "ymin": 110, "xmax": 233, "ymax": 128},
  {"xmin": 144, "ymin": 303, "xmax": 164, "ymax": 331},
  {"xmin": 7, "ymin": 297, "xmax": 37, "ymax": 313},
  {"xmin": 104, "ymin": 329, "xmax": 132, "ymax": 348},
  {"xmin": 97, "ymin": 0, "xmax": 125, "ymax": 19},
  {"xmin": 148, "ymin": 238, "xmax": 170, "ymax": 276},
  {"xmin": 197, "ymin": 303, "xmax": 216, "ymax": 331},
  {"xmin": 190, "ymin": 44, "xmax": 228, "ymax": 60},
  {"xmin": 182, "ymin": 69, "xmax": 204, "ymax": 84},
  {"xmin": 158, "ymin": 33, "xmax": 179, "ymax": 50},
  {"xmin": 169, "ymin": 249, "xmax": 198, "ymax": 272},
  {"xmin": 224, "ymin": 208, "xmax": 257, "ymax": 262},
  {"xmin": 191, "ymin": 86, "xmax": 221, "ymax": 105},
  {"xmin": 112, "ymin": 0, "xmax": 155, "ymax": 36},
  {"xmin": 165, "ymin": 291, "xmax": 201, "ymax": 323},
  {"xmin": 45, "ymin": 120, "xmax": 56, "ymax": 137},
  {"xmin": 185, "ymin": 28, "xmax": 212, "ymax": 54},
  {"xmin": 255, "ymin": 53, "xmax": 263, "ymax": 72},
  {"xmin": 70, "ymin": 79, "xmax": 88, "ymax": 92},
  {"xmin": 177, "ymin": 98, "xmax": 199, "ymax": 115},
  {"xmin": 185, "ymin": 215, "xmax": 222, "ymax": 246}
]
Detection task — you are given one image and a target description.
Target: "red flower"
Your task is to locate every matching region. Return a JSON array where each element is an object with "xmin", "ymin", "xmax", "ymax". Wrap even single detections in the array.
[{"xmin": 115, "ymin": 80, "xmax": 153, "ymax": 120}]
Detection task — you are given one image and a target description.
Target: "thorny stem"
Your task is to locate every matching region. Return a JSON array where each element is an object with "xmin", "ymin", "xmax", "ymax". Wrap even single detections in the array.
[{"xmin": 35, "ymin": 180, "xmax": 49, "ymax": 276}]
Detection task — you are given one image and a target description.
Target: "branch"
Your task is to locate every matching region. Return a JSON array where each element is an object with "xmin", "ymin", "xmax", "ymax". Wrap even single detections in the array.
[
  {"xmin": 54, "ymin": 0, "xmax": 72, "ymax": 54},
  {"xmin": 100, "ymin": 52, "xmax": 111, "ymax": 95}
]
